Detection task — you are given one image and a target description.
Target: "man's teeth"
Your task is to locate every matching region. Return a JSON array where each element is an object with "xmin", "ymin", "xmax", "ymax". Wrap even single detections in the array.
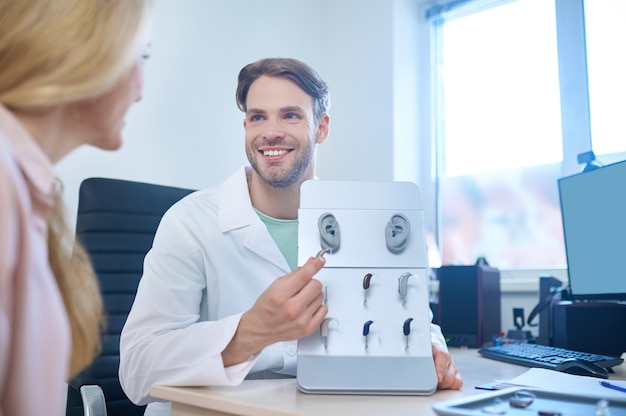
[{"xmin": 263, "ymin": 149, "xmax": 287, "ymax": 157}]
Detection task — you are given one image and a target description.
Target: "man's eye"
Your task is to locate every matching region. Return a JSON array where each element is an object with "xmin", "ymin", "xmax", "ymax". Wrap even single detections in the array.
[
  {"xmin": 251, "ymin": 115, "xmax": 263, "ymax": 122},
  {"xmin": 285, "ymin": 113, "xmax": 299, "ymax": 120}
]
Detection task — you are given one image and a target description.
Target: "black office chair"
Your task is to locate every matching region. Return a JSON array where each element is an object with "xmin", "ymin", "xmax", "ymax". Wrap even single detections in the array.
[{"xmin": 66, "ymin": 177, "xmax": 195, "ymax": 416}]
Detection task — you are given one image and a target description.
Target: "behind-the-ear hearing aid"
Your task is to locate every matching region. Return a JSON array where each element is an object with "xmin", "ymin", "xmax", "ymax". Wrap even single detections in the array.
[
  {"xmin": 362, "ymin": 273, "xmax": 377, "ymax": 306},
  {"xmin": 385, "ymin": 213, "xmax": 410, "ymax": 254},
  {"xmin": 318, "ymin": 212, "xmax": 340, "ymax": 253},
  {"xmin": 320, "ymin": 317, "xmax": 338, "ymax": 349},
  {"xmin": 403, "ymin": 318, "xmax": 414, "ymax": 349},
  {"xmin": 362, "ymin": 320, "xmax": 374, "ymax": 349},
  {"xmin": 398, "ymin": 272, "xmax": 413, "ymax": 306}
]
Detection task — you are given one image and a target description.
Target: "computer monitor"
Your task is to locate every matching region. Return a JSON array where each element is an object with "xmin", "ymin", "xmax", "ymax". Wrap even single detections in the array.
[{"xmin": 558, "ymin": 159, "xmax": 626, "ymax": 301}]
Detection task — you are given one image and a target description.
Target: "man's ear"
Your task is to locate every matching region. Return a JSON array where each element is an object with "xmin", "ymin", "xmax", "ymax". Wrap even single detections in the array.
[{"xmin": 315, "ymin": 113, "xmax": 330, "ymax": 144}]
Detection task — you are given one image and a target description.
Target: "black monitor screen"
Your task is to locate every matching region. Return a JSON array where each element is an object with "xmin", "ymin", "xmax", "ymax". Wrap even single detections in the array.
[{"xmin": 558, "ymin": 160, "xmax": 626, "ymax": 301}]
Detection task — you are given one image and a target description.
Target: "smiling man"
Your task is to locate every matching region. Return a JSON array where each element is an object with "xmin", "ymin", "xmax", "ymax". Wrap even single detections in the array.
[{"xmin": 119, "ymin": 58, "xmax": 461, "ymax": 416}]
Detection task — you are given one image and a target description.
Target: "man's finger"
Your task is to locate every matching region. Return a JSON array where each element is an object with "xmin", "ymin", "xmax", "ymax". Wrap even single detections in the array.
[{"xmin": 279, "ymin": 256, "xmax": 326, "ymax": 296}]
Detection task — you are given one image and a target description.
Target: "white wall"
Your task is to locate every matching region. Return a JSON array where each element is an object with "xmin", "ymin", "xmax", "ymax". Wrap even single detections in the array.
[
  {"xmin": 56, "ymin": 0, "xmax": 543, "ymax": 335},
  {"xmin": 57, "ymin": 0, "xmax": 409, "ymax": 225}
]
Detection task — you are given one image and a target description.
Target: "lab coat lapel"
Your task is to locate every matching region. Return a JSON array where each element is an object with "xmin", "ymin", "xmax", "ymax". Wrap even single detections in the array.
[
  {"xmin": 245, "ymin": 221, "xmax": 290, "ymax": 272},
  {"xmin": 218, "ymin": 167, "xmax": 291, "ymax": 273}
]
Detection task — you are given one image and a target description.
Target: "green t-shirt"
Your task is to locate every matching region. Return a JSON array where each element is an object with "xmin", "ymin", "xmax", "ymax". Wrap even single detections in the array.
[{"xmin": 256, "ymin": 209, "xmax": 298, "ymax": 271}]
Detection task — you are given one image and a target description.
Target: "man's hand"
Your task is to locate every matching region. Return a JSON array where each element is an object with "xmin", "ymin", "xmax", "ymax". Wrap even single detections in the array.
[
  {"xmin": 222, "ymin": 256, "xmax": 328, "ymax": 366},
  {"xmin": 432, "ymin": 343, "xmax": 463, "ymax": 390}
]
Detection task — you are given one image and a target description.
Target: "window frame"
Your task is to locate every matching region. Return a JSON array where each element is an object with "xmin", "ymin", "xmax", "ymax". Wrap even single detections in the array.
[{"xmin": 415, "ymin": 0, "xmax": 598, "ymax": 285}]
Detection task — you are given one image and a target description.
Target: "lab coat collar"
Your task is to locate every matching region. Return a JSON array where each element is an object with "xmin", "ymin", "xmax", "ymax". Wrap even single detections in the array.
[
  {"xmin": 218, "ymin": 166, "xmax": 290, "ymax": 273},
  {"xmin": 218, "ymin": 166, "xmax": 256, "ymax": 232}
]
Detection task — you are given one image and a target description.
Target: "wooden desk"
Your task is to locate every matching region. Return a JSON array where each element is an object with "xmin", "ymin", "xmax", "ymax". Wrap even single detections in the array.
[{"xmin": 150, "ymin": 348, "xmax": 626, "ymax": 416}]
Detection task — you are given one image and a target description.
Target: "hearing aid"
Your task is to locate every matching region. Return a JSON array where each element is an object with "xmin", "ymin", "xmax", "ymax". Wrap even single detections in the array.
[
  {"xmin": 320, "ymin": 317, "xmax": 337, "ymax": 349},
  {"xmin": 363, "ymin": 320, "xmax": 374, "ymax": 349},
  {"xmin": 403, "ymin": 318, "xmax": 414, "ymax": 349},
  {"xmin": 362, "ymin": 273, "xmax": 378, "ymax": 306},
  {"xmin": 398, "ymin": 272, "xmax": 413, "ymax": 306}
]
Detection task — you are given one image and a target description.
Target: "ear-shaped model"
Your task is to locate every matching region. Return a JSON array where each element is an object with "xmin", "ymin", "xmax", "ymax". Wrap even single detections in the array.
[
  {"xmin": 318, "ymin": 212, "xmax": 341, "ymax": 253},
  {"xmin": 385, "ymin": 213, "xmax": 411, "ymax": 254}
]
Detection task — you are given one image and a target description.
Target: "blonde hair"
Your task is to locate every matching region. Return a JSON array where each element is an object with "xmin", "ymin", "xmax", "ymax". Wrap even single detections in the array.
[
  {"xmin": 0, "ymin": 0, "xmax": 153, "ymax": 377},
  {"xmin": 48, "ymin": 184, "xmax": 105, "ymax": 378},
  {"xmin": 0, "ymin": 0, "xmax": 152, "ymax": 110}
]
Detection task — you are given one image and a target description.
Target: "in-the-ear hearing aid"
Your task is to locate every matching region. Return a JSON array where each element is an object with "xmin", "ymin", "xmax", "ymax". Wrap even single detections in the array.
[
  {"xmin": 318, "ymin": 213, "xmax": 341, "ymax": 253},
  {"xmin": 385, "ymin": 213, "xmax": 411, "ymax": 254}
]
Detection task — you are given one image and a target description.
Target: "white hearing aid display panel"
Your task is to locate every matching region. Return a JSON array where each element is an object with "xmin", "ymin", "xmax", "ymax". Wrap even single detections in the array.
[{"xmin": 296, "ymin": 180, "xmax": 437, "ymax": 395}]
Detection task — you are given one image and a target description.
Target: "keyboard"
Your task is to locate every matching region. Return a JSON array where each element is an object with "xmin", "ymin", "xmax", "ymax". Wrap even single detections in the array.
[{"xmin": 478, "ymin": 342, "xmax": 624, "ymax": 369}]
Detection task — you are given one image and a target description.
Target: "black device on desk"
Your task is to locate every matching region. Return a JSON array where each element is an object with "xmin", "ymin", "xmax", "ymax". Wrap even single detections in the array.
[
  {"xmin": 478, "ymin": 342, "xmax": 623, "ymax": 379},
  {"xmin": 437, "ymin": 263, "xmax": 501, "ymax": 348}
]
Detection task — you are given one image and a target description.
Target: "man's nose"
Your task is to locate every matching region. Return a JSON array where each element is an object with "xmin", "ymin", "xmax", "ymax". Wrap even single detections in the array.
[{"xmin": 261, "ymin": 117, "xmax": 285, "ymax": 139}]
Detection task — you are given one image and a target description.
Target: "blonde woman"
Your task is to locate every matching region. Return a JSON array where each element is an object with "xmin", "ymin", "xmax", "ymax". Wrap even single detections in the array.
[{"xmin": 0, "ymin": 0, "xmax": 153, "ymax": 414}]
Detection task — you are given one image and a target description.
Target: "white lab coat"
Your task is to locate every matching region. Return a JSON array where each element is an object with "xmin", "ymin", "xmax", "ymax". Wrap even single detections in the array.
[{"xmin": 119, "ymin": 166, "xmax": 447, "ymax": 416}]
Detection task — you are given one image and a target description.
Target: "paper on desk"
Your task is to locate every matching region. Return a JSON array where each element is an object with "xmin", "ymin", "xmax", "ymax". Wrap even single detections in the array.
[{"xmin": 505, "ymin": 368, "xmax": 626, "ymax": 401}]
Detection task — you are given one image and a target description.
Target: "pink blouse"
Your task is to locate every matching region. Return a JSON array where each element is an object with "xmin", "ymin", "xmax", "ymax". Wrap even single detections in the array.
[{"xmin": 0, "ymin": 105, "xmax": 71, "ymax": 415}]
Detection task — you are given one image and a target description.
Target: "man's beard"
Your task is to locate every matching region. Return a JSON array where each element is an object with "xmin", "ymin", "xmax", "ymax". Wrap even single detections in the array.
[{"xmin": 247, "ymin": 142, "xmax": 313, "ymax": 189}]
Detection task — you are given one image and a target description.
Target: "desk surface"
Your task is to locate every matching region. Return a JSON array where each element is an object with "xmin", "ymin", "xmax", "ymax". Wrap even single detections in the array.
[{"xmin": 151, "ymin": 348, "xmax": 626, "ymax": 416}]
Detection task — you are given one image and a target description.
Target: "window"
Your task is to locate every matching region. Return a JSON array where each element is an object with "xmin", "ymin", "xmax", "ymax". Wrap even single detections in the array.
[
  {"xmin": 584, "ymin": 0, "xmax": 626, "ymax": 159},
  {"xmin": 430, "ymin": 0, "xmax": 566, "ymax": 268},
  {"xmin": 424, "ymin": 0, "xmax": 626, "ymax": 271}
]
